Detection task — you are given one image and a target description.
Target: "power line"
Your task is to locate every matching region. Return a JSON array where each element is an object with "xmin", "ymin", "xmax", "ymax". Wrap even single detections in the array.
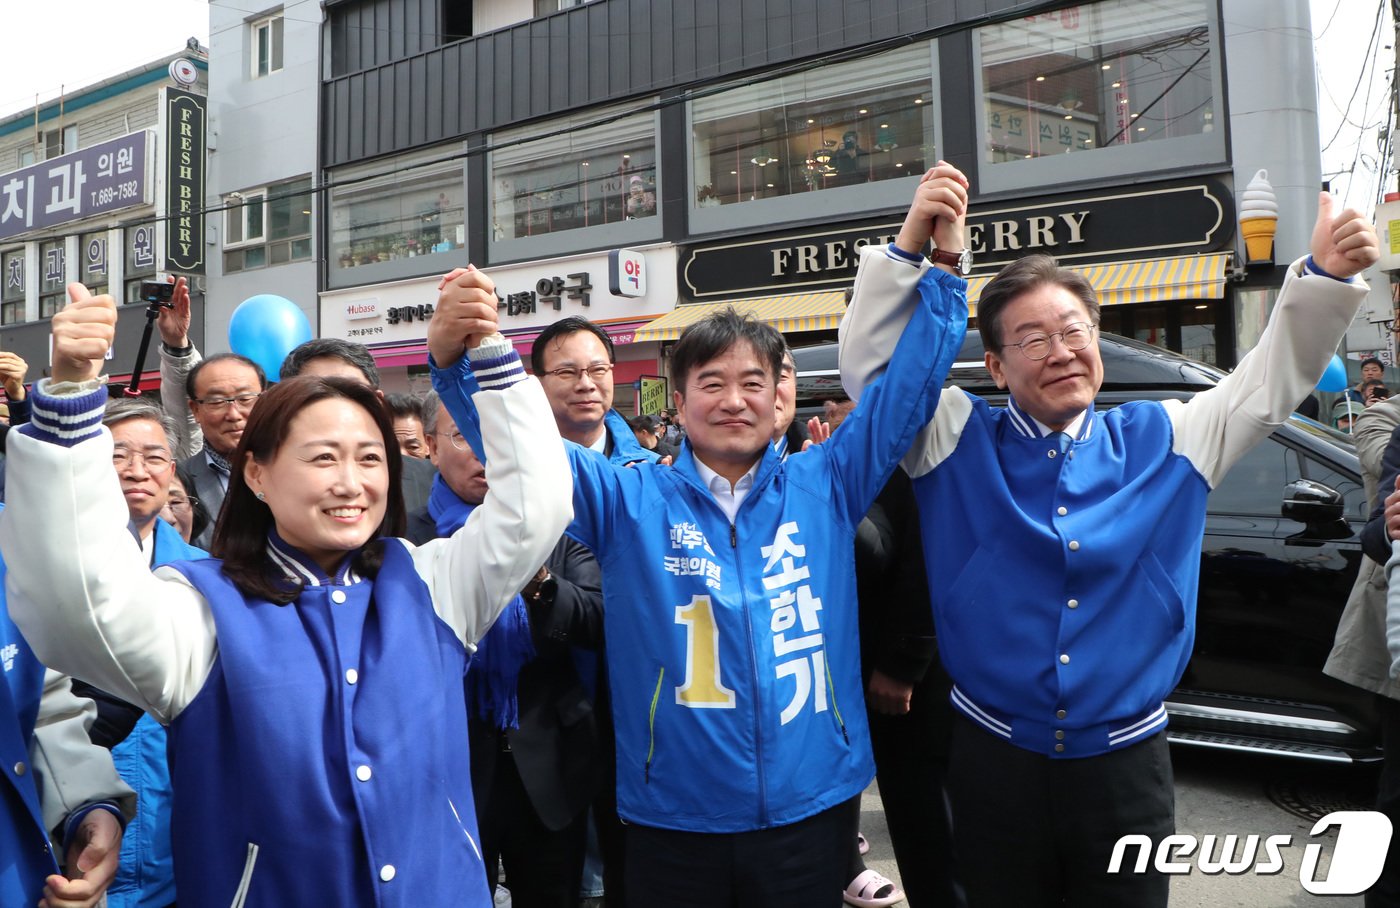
[{"xmin": 1320, "ymin": 0, "xmax": 1385, "ymax": 154}]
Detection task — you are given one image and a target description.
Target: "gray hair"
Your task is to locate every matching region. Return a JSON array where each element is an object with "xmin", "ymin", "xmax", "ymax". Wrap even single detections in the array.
[
  {"xmin": 103, "ymin": 397, "xmax": 178, "ymax": 454},
  {"xmin": 420, "ymin": 389, "xmax": 443, "ymax": 435}
]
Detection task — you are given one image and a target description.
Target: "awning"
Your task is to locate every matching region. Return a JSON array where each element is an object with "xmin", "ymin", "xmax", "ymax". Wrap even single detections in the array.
[
  {"xmin": 964, "ymin": 252, "xmax": 1231, "ymax": 315},
  {"xmin": 633, "ymin": 290, "xmax": 848, "ymax": 343}
]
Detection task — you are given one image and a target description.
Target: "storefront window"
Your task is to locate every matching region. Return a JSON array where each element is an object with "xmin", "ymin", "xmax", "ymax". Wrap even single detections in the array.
[
  {"xmin": 124, "ymin": 224, "xmax": 158, "ymax": 304},
  {"xmin": 2, "ymin": 248, "xmax": 24, "ymax": 325},
  {"xmin": 38, "ymin": 240, "xmax": 65, "ymax": 318},
  {"xmin": 691, "ymin": 44, "xmax": 934, "ymax": 214},
  {"xmin": 329, "ymin": 147, "xmax": 465, "ymax": 287},
  {"xmin": 975, "ymin": 0, "xmax": 1223, "ymax": 192},
  {"xmin": 490, "ymin": 104, "xmax": 658, "ymax": 255},
  {"xmin": 81, "ymin": 231, "xmax": 109, "ymax": 297},
  {"xmin": 1180, "ymin": 302, "xmax": 1218, "ymax": 365}
]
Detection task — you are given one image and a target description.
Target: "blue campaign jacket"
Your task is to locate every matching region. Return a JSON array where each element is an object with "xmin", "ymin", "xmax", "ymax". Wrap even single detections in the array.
[
  {"xmin": 163, "ymin": 540, "xmax": 490, "ymax": 908},
  {"xmin": 912, "ymin": 396, "xmax": 1204, "ymax": 757},
  {"xmin": 440, "ymin": 271, "xmax": 966, "ymax": 832},
  {"xmin": 0, "ymin": 548, "xmax": 55, "ymax": 905},
  {"xmin": 107, "ymin": 519, "xmax": 208, "ymax": 908}
]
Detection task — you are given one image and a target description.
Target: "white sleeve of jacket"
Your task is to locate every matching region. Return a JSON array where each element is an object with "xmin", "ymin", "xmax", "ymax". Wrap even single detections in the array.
[
  {"xmin": 1165, "ymin": 257, "xmax": 1367, "ymax": 488},
  {"xmin": 838, "ymin": 244, "xmax": 933, "ymax": 405},
  {"xmin": 32, "ymin": 670, "xmax": 136, "ymax": 836},
  {"xmin": 407, "ymin": 376, "xmax": 573, "ymax": 647},
  {"xmin": 159, "ymin": 341, "xmax": 204, "ymax": 460},
  {"xmin": 1, "ymin": 428, "xmax": 218, "ymax": 724},
  {"xmin": 839, "ymin": 243, "xmax": 970, "ymax": 479}
]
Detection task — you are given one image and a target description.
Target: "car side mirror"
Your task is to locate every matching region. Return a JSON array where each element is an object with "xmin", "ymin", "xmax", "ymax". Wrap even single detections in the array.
[{"xmin": 1281, "ymin": 478, "xmax": 1345, "ymax": 525}]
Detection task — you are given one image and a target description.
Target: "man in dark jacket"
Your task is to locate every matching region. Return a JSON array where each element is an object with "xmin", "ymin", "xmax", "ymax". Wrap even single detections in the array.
[{"xmin": 408, "ymin": 391, "xmax": 604, "ymax": 908}]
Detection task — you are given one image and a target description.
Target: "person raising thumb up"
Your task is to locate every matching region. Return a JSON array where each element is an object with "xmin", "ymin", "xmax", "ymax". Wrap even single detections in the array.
[{"xmin": 50, "ymin": 284, "xmax": 118, "ymax": 385}]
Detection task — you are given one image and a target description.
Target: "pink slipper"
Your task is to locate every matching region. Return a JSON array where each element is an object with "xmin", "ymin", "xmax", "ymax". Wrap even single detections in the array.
[
  {"xmin": 857, "ymin": 831, "xmax": 870, "ymax": 855},
  {"xmin": 843, "ymin": 869, "xmax": 905, "ymax": 908}
]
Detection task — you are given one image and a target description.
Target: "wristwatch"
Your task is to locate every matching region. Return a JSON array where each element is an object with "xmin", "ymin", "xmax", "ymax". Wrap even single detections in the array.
[
  {"xmin": 929, "ymin": 247, "xmax": 973, "ymax": 276},
  {"xmin": 524, "ymin": 566, "xmax": 556, "ymax": 604}
]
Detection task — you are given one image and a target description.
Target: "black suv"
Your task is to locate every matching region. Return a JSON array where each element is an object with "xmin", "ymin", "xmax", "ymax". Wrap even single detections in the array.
[{"xmin": 793, "ymin": 333, "xmax": 1380, "ymax": 763}]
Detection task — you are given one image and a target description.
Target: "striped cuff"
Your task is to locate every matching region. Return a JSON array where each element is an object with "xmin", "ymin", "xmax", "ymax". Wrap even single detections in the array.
[
  {"xmin": 1304, "ymin": 255, "xmax": 1356, "ymax": 283},
  {"xmin": 62, "ymin": 801, "xmax": 127, "ymax": 846},
  {"xmin": 886, "ymin": 243, "xmax": 925, "ymax": 266},
  {"xmin": 466, "ymin": 333, "xmax": 527, "ymax": 390},
  {"xmin": 21, "ymin": 378, "xmax": 108, "ymax": 446}
]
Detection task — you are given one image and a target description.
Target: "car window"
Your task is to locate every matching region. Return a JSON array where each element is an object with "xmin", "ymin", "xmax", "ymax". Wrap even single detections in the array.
[{"xmin": 1209, "ymin": 437, "xmax": 1294, "ymax": 516}]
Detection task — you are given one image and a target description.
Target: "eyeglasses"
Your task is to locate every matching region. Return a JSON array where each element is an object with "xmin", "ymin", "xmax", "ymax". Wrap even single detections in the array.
[
  {"xmin": 167, "ymin": 494, "xmax": 199, "ymax": 513},
  {"xmin": 112, "ymin": 447, "xmax": 173, "ymax": 472},
  {"xmin": 191, "ymin": 392, "xmax": 261, "ymax": 412},
  {"xmin": 541, "ymin": 363, "xmax": 614, "ymax": 383},
  {"xmin": 1011, "ymin": 322, "xmax": 1097, "ymax": 361},
  {"xmin": 437, "ymin": 430, "xmax": 470, "ymax": 452}
]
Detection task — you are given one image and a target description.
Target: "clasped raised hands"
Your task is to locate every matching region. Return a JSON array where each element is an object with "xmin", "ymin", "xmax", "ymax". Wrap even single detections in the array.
[{"xmin": 428, "ymin": 266, "xmax": 502, "ymax": 367}]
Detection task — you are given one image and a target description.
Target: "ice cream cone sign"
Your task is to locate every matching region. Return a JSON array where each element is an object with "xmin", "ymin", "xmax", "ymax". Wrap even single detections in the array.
[{"xmin": 1239, "ymin": 169, "xmax": 1278, "ymax": 264}]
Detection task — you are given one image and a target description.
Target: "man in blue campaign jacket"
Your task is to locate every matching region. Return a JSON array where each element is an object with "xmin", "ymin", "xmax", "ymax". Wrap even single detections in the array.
[
  {"xmin": 840, "ymin": 169, "xmax": 1379, "ymax": 907},
  {"xmin": 433, "ymin": 185, "xmax": 969, "ymax": 905},
  {"xmin": 1, "ymin": 524, "xmax": 135, "ymax": 907}
]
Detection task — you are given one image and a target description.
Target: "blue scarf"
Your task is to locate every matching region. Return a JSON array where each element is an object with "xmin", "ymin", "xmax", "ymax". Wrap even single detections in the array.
[{"xmin": 429, "ymin": 473, "xmax": 535, "ymax": 730}]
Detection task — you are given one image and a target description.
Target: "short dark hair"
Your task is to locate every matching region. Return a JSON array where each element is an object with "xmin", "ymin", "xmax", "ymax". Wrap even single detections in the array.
[
  {"xmin": 186, "ymin": 353, "xmax": 267, "ymax": 401},
  {"xmin": 214, "ymin": 375, "xmax": 405, "ymax": 604},
  {"xmin": 670, "ymin": 307, "xmax": 784, "ymax": 394},
  {"xmin": 977, "ymin": 254, "xmax": 1101, "ymax": 353},
  {"xmin": 173, "ymin": 462, "xmax": 213, "ymax": 545},
  {"xmin": 629, "ymin": 414, "xmax": 661, "ymax": 432},
  {"xmin": 383, "ymin": 392, "xmax": 422, "ymax": 422},
  {"xmin": 1361, "ymin": 357, "xmax": 1385, "ymax": 372},
  {"xmin": 279, "ymin": 338, "xmax": 381, "ymax": 389},
  {"xmin": 531, "ymin": 317, "xmax": 615, "ymax": 374}
]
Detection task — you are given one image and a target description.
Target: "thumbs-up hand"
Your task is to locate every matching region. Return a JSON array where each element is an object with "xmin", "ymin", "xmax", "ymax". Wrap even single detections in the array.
[
  {"xmin": 1310, "ymin": 192, "xmax": 1379, "ymax": 280},
  {"xmin": 52, "ymin": 283, "xmax": 117, "ymax": 384}
]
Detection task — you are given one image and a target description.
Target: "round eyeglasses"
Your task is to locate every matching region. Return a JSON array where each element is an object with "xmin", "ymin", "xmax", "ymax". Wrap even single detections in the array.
[{"xmin": 1011, "ymin": 322, "xmax": 1097, "ymax": 361}]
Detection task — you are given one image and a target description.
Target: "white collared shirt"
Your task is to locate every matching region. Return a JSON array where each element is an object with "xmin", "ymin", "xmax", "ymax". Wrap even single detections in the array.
[
  {"xmin": 692, "ymin": 456, "xmax": 759, "ymax": 523},
  {"xmin": 1030, "ymin": 410, "xmax": 1087, "ymax": 440}
]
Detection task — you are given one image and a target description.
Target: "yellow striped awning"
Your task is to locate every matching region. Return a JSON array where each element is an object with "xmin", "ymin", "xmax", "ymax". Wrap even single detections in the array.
[
  {"xmin": 634, "ymin": 290, "xmax": 848, "ymax": 342},
  {"xmin": 964, "ymin": 252, "xmax": 1231, "ymax": 315}
]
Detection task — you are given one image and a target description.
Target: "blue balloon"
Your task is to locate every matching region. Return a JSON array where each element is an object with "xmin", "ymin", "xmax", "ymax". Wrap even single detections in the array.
[
  {"xmin": 1316, "ymin": 354, "xmax": 1349, "ymax": 393},
  {"xmin": 228, "ymin": 294, "xmax": 313, "ymax": 382}
]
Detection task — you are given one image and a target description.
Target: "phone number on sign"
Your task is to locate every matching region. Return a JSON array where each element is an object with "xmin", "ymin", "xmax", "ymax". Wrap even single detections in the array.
[{"xmin": 89, "ymin": 181, "xmax": 141, "ymax": 207}]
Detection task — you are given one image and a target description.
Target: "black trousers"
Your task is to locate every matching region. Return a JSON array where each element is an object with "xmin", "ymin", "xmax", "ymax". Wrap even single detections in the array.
[
  {"xmin": 1369, "ymin": 694, "xmax": 1400, "ymax": 907},
  {"xmin": 866, "ymin": 661, "xmax": 961, "ymax": 908},
  {"xmin": 476, "ymin": 747, "xmax": 588, "ymax": 908},
  {"xmin": 946, "ymin": 715, "xmax": 1174, "ymax": 908},
  {"xmin": 625, "ymin": 796, "xmax": 858, "ymax": 907}
]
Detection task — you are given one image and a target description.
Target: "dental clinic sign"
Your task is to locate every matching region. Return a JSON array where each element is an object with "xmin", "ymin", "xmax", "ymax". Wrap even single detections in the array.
[{"xmin": 0, "ymin": 131, "xmax": 150, "ymax": 242}]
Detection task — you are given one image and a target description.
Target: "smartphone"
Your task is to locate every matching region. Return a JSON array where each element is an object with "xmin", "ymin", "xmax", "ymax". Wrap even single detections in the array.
[{"xmin": 138, "ymin": 280, "xmax": 175, "ymax": 304}]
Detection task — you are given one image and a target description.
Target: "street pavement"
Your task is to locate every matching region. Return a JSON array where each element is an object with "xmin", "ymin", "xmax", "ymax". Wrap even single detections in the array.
[{"xmin": 857, "ymin": 745, "xmax": 1380, "ymax": 907}]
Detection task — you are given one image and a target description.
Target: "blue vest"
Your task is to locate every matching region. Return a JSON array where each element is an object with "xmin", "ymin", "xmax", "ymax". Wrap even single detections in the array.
[
  {"xmin": 108, "ymin": 519, "xmax": 208, "ymax": 908},
  {"xmin": 164, "ymin": 541, "xmax": 490, "ymax": 908},
  {"xmin": 0, "ymin": 548, "xmax": 56, "ymax": 906}
]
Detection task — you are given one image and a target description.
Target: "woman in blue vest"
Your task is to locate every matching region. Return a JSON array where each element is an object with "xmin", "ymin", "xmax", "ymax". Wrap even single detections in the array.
[{"xmin": 2, "ymin": 271, "xmax": 572, "ymax": 908}]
